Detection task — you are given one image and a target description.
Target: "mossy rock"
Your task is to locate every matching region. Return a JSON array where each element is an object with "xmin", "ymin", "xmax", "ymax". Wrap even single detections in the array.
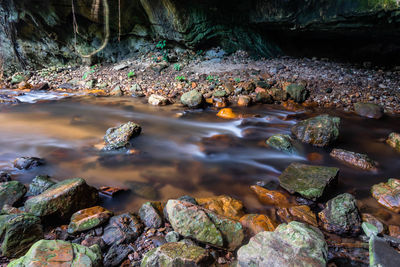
[
  {"xmin": 0, "ymin": 181, "xmax": 26, "ymax": 208},
  {"xmin": 266, "ymin": 134, "xmax": 296, "ymax": 153},
  {"xmin": 26, "ymin": 175, "xmax": 56, "ymax": 197},
  {"xmin": 68, "ymin": 206, "xmax": 113, "ymax": 234}
]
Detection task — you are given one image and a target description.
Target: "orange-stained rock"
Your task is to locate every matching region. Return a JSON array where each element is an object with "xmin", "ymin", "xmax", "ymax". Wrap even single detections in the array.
[
  {"xmin": 213, "ymin": 97, "xmax": 228, "ymax": 108},
  {"xmin": 237, "ymin": 96, "xmax": 251, "ymax": 107},
  {"xmin": 389, "ymin": 225, "xmax": 400, "ymax": 238},
  {"xmin": 18, "ymin": 81, "xmax": 31, "ymax": 90},
  {"xmin": 85, "ymin": 89, "xmax": 108, "ymax": 96},
  {"xmin": 307, "ymin": 152, "xmax": 324, "ymax": 163},
  {"xmin": 277, "ymin": 205, "xmax": 318, "ymax": 227},
  {"xmin": 282, "ymin": 100, "xmax": 305, "ymax": 111},
  {"xmin": 67, "ymin": 206, "xmax": 113, "ymax": 234},
  {"xmin": 217, "ymin": 108, "xmax": 238, "ymax": 119},
  {"xmin": 205, "ymin": 98, "xmax": 213, "ymax": 104},
  {"xmin": 240, "ymin": 214, "xmax": 277, "ymax": 236},
  {"xmin": 250, "ymin": 185, "xmax": 293, "ymax": 207},
  {"xmin": 191, "ymin": 82, "xmax": 197, "ymax": 89},
  {"xmin": 196, "ymin": 195, "xmax": 245, "ymax": 220}
]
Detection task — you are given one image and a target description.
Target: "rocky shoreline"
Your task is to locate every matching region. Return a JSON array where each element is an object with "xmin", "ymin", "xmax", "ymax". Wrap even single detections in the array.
[{"xmin": 1, "ymin": 113, "xmax": 400, "ymax": 266}]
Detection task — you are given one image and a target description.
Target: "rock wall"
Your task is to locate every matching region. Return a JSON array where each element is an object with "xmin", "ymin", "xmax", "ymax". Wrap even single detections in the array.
[{"xmin": 1, "ymin": 0, "xmax": 400, "ymax": 75}]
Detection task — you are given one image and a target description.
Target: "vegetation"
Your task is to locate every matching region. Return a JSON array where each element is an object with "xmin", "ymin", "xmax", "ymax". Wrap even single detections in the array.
[
  {"xmin": 206, "ymin": 75, "xmax": 220, "ymax": 84},
  {"xmin": 174, "ymin": 64, "xmax": 182, "ymax": 71},
  {"xmin": 127, "ymin": 70, "xmax": 135, "ymax": 78},
  {"xmin": 175, "ymin": 75, "xmax": 186, "ymax": 82},
  {"xmin": 82, "ymin": 65, "xmax": 97, "ymax": 80},
  {"xmin": 156, "ymin": 40, "xmax": 169, "ymax": 62}
]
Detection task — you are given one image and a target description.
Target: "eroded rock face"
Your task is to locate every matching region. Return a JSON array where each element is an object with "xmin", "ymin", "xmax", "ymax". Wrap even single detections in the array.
[
  {"xmin": 371, "ymin": 179, "xmax": 400, "ymax": 213},
  {"xmin": 291, "ymin": 115, "xmax": 340, "ymax": 147},
  {"xmin": 103, "ymin": 122, "xmax": 142, "ymax": 151},
  {"xmin": 279, "ymin": 163, "xmax": 339, "ymax": 200},
  {"xmin": 237, "ymin": 221, "xmax": 328, "ymax": 267},
  {"xmin": 0, "ymin": 181, "xmax": 26, "ymax": 208},
  {"xmin": 330, "ymin": 148, "xmax": 377, "ymax": 171},
  {"xmin": 8, "ymin": 240, "xmax": 102, "ymax": 267}
]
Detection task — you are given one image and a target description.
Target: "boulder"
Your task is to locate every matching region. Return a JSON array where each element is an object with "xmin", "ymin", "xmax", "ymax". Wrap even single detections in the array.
[
  {"xmin": 24, "ymin": 178, "xmax": 98, "ymax": 219},
  {"xmin": 13, "ymin": 157, "xmax": 45, "ymax": 170},
  {"xmin": 279, "ymin": 163, "xmax": 339, "ymax": 200},
  {"xmin": 239, "ymin": 214, "xmax": 277, "ymax": 236},
  {"xmin": 165, "ymin": 200, "xmax": 244, "ymax": 250},
  {"xmin": 148, "ymin": 94, "xmax": 169, "ymax": 106},
  {"xmin": 180, "ymin": 90, "xmax": 204, "ymax": 108},
  {"xmin": 102, "ymin": 213, "xmax": 143, "ymax": 246},
  {"xmin": 354, "ymin": 102, "xmax": 383, "ymax": 119},
  {"xmin": 0, "ymin": 213, "xmax": 43, "ymax": 257},
  {"xmin": 139, "ymin": 201, "xmax": 164, "ymax": 229},
  {"xmin": 284, "ymin": 83, "xmax": 309, "ymax": 103},
  {"xmin": 195, "ymin": 195, "xmax": 245, "ymax": 220},
  {"xmin": 387, "ymin": 132, "xmax": 400, "ymax": 152},
  {"xmin": 291, "ymin": 114, "xmax": 340, "ymax": 147},
  {"xmin": 0, "ymin": 181, "xmax": 26, "ymax": 208},
  {"xmin": 237, "ymin": 221, "xmax": 327, "ymax": 267},
  {"xmin": 141, "ymin": 242, "xmax": 213, "ymax": 267},
  {"xmin": 330, "ymin": 148, "xmax": 377, "ymax": 171},
  {"xmin": 26, "ymin": 175, "xmax": 56, "ymax": 197},
  {"xmin": 266, "ymin": 134, "xmax": 296, "ymax": 153},
  {"xmin": 8, "ymin": 239, "xmax": 102, "ymax": 267},
  {"xmin": 68, "ymin": 206, "xmax": 113, "ymax": 234},
  {"xmin": 103, "ymin": 121, "xmax": 142, "ymax": 150},
  {"xmin": 318, "ymin": 193, "xmax": 361, "ymax": 236},
  {"xmin": 371, "ymin": 179, "xmax": 400, "ymax": 213},
  {"xmin": 369, "ymin": 235, "xmax": 400, "ymax": 267}
]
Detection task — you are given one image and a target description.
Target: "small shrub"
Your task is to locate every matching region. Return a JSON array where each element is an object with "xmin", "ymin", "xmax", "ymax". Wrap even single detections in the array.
[
  {"xmin": 174, "ymin": 63, "xmax": 182, "ymax": 71},
  {"xmin": 175, "ymin": 75, "xmax": 186, "ymax": 82},
  {"xmin": 127, "ymin": 70, "xmax": 135, "ymax": 78},
  {"xmin": 206, "ymin": 75, "xmax": 220, "ymax": 84}
]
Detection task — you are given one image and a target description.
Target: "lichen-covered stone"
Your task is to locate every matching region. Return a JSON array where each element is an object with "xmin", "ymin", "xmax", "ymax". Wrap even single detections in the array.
[
  {"xmin": 237, "ymin": 221, "xmax": 327, "ymax": 267},
  {"xmin": 291, "ymin": 114, "xmax": 340, "ymax": 147},
  {"xmin": 240, "ymin": 214, "xmax": 277, "ymax": 236},
  {"xmin": 0, "ymin": 181, "xmax": 26, "ymax": 209},
  {"xmin": 24, "ymin": 178, "xmax": 98, "ymax": 219},
  {"xmin": 26, "ymin": 175, "xmax": 56, "ymax": 197},
  {"xmin": 195, "ymin": 195, "xmax": 245, "ymax": 220},
  {"xmin": 318, "ymin": 193, "xmax": 361, "ymax": 236},
  {"xmin": 141, "ymin": 242, "xmax": 213, "ymax": 267},
  {"xmin": 0, "ymin": 213, "xmax": 43, "ymax": 258},
  {"xmin": 371, "ymin": 178, "xmax": 400, "ymax": 213},
  {"xmin": 102, "ymin": 213, "xmax": 143, "ymax": 246},
  {"xmin": 362, "ymin": 213, "xmax": 386, "ymax": 235},
  {"xmin": 387, "ymin": 132, "xmax": 400, "ymax": 152},
  {"xmin": 103, "ymin": 121, "xmax": 142, "ymax": 151},
  {"xmin": 139, "ymin": 201, "xmax": 164, "ymax": 229},
  {"xmin": 181, "ymin": 90, "xmax": 204, "ymax": 108},
  {"xmin": 354, "ymin": 102, "xmax": 383, "ymax": 119},
  {"xmin": 279, "ymin": 163, "xmax": 339, "ymax": 200},
  {"xmin": 68, "ymin": 206, "xmax": 113, "ymax": 234},
  {"xmin": 165, "ymin": 231, "xmax": 180, "ymax": 243},
  {"xmin": 8, "ymin": 239, "xmax": 102, "ymax": 267},
  {"xmin": 266, "ymin": 134, "xmax": 296, "ymax": 153},
  {"xmin": 330, "ymin": 148, "xmax": 377, "ymax": 171},
  {"xmin": 284, "ymin": 83, "xmax": 309, "ymax": 103},
  {"xmin": 13, "ymin": 157, "xmax": 45, "ymax": 170}
]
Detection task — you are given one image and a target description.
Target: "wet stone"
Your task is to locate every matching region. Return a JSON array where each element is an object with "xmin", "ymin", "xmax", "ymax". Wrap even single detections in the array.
[
  {"xmin": 239, "ymin": 214, "xmax": 277, "ymax": 237},
  {"xmin": 279, "ymin": 163, "xmax": 339, "ymax": 200},
  {"xmin": 180, "ymin": 90, "xmax": 204, "ymax": 108},
  {"xmin": 195, "ymin": 195, "xmax": 245, "ymax": 220},
  {"xmin": 104, "ymin": 243, "xmax": 132, "ymax": 267},
  {"xmin": 354, "ymin": 102, "xmax": 384, "ymax": 119},
  {"xmin": 139, "ymin": 201, "xmax": 164, "ymax": 229},
  {"xmin": 13, "ymin": 157, "xmax": 45, "ymax": 170},
  {"xmin": 0, "ymin": 172, "xmax": 11, "ymax": 182},
  {"xmin": 68, "ymin": 206, "xmax": 113, "ymax": 234},
  {"xmin": 330, "ymin": 148, "xmax": 377, "ymax": 171},
  {"xmin": 165, "ymin": 231, "xmax": 180, "ymax": 243},
  {"xmin": 26, "ymin": 175, "xmax": 56, "ymax": 197},
  {"xmin": 250, "ymin": 185, "xmax": 293, "ymax": 207},
  {"xmin": 102, "ymin": 213, "xmax": 143, "ymax": 246},
  {"xmin": 362, "ymin": 213, "xmax": 386, "ymax": 235},
  {"xmin": 255, "ymin": 92, "xmax": 273, "ymax": 103},
  {"xmin": 371, "ymin": 179, "xmax": 400, "ymax": 213},
  {"xmin": 387, "ymin": 132, "xmax": 400, "ymax": 152},
  {"xmin": 266, "ymin": 134, "xmax": 296, "ymax": 153},
  {"xmin": 217, "ymin": 108, "xmax": 238, "ymax": 119},
  {"xmin": 284, "ymin": 83, "xmax": 309, "ymax": 103},
  {"xmin": 148, "ymin": 94, "xmax": 168, "ymax": 106},
  {"xmin": 103, "ymin": 121, "xmax": 141, "ymax": 151},
  {"xmin": 0, "ymin": 181, "xmax": 26, "ymax": 209},
  {"xmin": 369, "ymin": 235, "xmax": 400, "ymax": 267},
  {"xmin": 277, "ymin": 205, "xmax": 318, "ymax": 227}
]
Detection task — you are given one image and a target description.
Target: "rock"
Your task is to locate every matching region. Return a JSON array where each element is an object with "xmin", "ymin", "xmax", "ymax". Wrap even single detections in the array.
[
  {"xmin": 250, "ymin": 185, "xmax": 292, "ymax": 207},
  {"xmin": 13, "ymin": 157, "xmax": 45, "ymax": 170},
  {"xmin": 213, "ymin": 90, "xmax": 227, "ymax": 97},
  {"xmin": 129, "ymin": 83, "xmax": 145, "ymax": 97},
  {"xmin": 165, "ymin": 200, "xmax": 244, "ymax": 250},
  {"xmin": 369, "ymin": 235, "xmax": 400, "ymax": 267},
  {"xmin": 0, "ymin": 213, "xmax": 43, "ymax": 257},
  {"xmin": 266, "ymin": 134, "xmax": 296, "ymax": 153},
  {"xmin": 387, "ymin": 132, "xmax": 400, "ymax": 152},
  {"xmin": 125, "ymin": 181, "xmax": 158, "ymax": 199},
  {"xmin": 68, "ymin": 206, "xmax": 113, "ymax": 234},
  {"xmin": 389, "ymin": 225, "xmax": 400, "ymax": 238},
  {"xmin": 291, "ymin": 114, "xmax": 340, "ymax": 147},
  {"xmin": 141, "ymin": 242, "xmax": 213, "ymax": 267},
  {"xmin": 239, "ymin": 214, "xmax": 277, "ymax": 236},
  {"xmin": 242, "ymin": 82, "xmax": 256, "ymax": 92},
  {"xmin": 102, "ymin": 213, "xmax": 143, "ymax": 245},
  {"xmin": 31, "ymin": 82, "xmax": 50, "ymax": 91},
  {"xmin": 354, "ymin": 102, "xmax": 383, "ymax": 119},
  {"xmin": 371, "ymin": 179, "xmax": 400, "ymax": 213},
  {"xmin": 139, "ymin": 201, "xmax": 164, "ymax": 229},
  {"xmin": 11, "ymin": 74, "xmax": 26, "ymax": 85},
  {"xmin": 195, "ymin": 195, "xmax": 245, "ymax": 220},
  {"xmin": 104, "ymin": 243, "xmax": 131, "ymax": 267},
  {"xmin": 362, "ymin": 213, "xmax": 386, "ymax": 235},
  {"xmin": 0, "ymin": 181, "xmax": 26, "ymax": 208},
  {"xmin": 110, "ymin": 85, "xmax": 123, "ymax": 96},
  {"xmin": 269, "ymin": 87, "xmax": 288, "ymax": 102},
  {"xmin": 180, "ymin": 90, "xmax": 204, "ymax": 108},
  {"xmin": 237, "ymin": 95, "xmax": 251, "ymax": 107},
  {"xmin": 165, "ymin": 231, "xmax": 180, "ymax": 243},
  {"xmin": 217, "ymin": 108, "xmax": 238, "ymax": 119},
  {"xmin": 277, "ymin": 205, "xmax": 318, "ymax": 227},
  {"xmin": 178, "ymin": 195, "xmax": 198, "ymax": 205},
  {"xmin": 148, "ymin": 94, "xmax": 168, "ymax": 106},
  {"xmin": 26, "ymin": 175, "xmax": 56, "ymax": 197},
  {"xmin": 113, "ymin": 63, "xmax": 130, "ymax": 71},
  {"xmin": 362, "ymin": 222, "xmax": 379, "ymax": 238},
  {"xmin": 103, "ymin": 121, "xmax": 142, "ymax": 150},
  {"xmin": 284, "ymin": 83, "xmax": 309, "ymax": 103},
  {"xmin": 0, "ymin": 171, "xmax": 11, "ymax": 182},
  {"xmin": 279, "ymin": 163, "xmax": 339, "ymax": 200},
  {"xmin": 318, "ymin": 193, "xmax": 361, "ymax": 236},
  {"xmin": 150, "ymin": 61, "xmax": 169, "ymax": 73},
  {"xmin": 24, "ymin": 178, "xmax": 99, "ymax": 219},
  {"xmin": 330, "ymin": 148, "xmax": 377, "ymax": 171},
  {"xmin": 255, "ymin": 92, "xmax": 273, "ymax": 103},
  {"xmin": 8, "ymin": 239, "xmax": 102, "ymax": 267},
  {"xmin": 237, "ymin": 221, "xmax": 327, "ymax": 267}
]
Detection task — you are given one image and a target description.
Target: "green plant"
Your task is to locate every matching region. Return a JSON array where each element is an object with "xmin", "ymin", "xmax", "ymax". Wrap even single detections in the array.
[
  {"xmin": 175, "ymin": 75, "xmax": 186, "ymax": 82},
  {"xmin": 156, "ymin": 40, "xmax": 166, "ymax": 50},
  {"xmin": 196, "ymin": 49, "xmax": 204, "ymax": 56},
  {"xmin": 155, "ymin": 40, "xmax": 169, "ymax": 62},
  {"xmin": 174, "ymin": 63, "xmax": 182, "ymax": 71},
  {"xmin": 127, "ymin": 70, "xmax": 135, "ymax": 78},
  {"xmin": 234, "ymin": 77, "xmax": 241, "ymax": 83},
  {"xmin": 206, "ymin": 75, "xmax": 220, "ymax": 84},
  {"xmin": 82, "ymin": 65, "xmax": 97, "ymax": 80}
]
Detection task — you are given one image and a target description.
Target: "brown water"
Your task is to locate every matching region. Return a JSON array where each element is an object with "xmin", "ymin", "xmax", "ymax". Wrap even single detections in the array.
[{"xmin": 1, "ymin": 95, "xmax": 400, "ymax": 224}]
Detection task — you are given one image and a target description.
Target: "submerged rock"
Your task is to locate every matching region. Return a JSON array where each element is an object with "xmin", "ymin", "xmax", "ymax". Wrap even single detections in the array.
[
  {"xmin": 216, "ymin": 108, "xmax": 238, "ymax": 119},
  {"xmin": 284, "ymin": 83, "xmax": 309, "ymax": 103},
  {"xmin": 148, "ymin": 94, "xmax": 169, "ymax": 106},
  {"xmin": 139, "ymin": 201, "xmax": 164, "ymax": 229},
  {"xmin": 103, "ymin": 121, "xmax": 142, "ymax": 151},
  {"xmin": 387, "ymin": 132, "xmax": 400, "ymax": 152},
  {"xmin": 371, "ymin": 179, "xmax": 400, "ymax": 213},
  {"xmin": 68, "ymin": 206, "xmax": 113, "ymax": 234},
  {"xmin": 0, "ymin": 181, "xmax": 26, "ymax": 208},
  {"xmin": 26, "ymin": 175, "xmax": 56, "ymax": 197},
  {"xmin": 318, "ymin": 193, "xmax": 361, "ymax": 236},
  {"xmin": 181, "ymin": 90, "xmax": 204, "ymax": 108},
  {"xmin": 330, "ymin": 148, "xmax": 377, "ymax": 171},
  {"xmin": 239, "ymin": 214, "xmax": 277, "ymax": 236},
  {"xmin": 279, "ymin": 163, "xmax": 339, "ymax": 200},
  {"xmin": 237, "ymin": 221, "xmax": 327, "ymax": 267},
  {"xmin": 24, "ymin": 178, "xmax": 98, "ymax": 219},
  {"xmin": 0, "ymin": 213, "xmax": 43, "ymax": 258},
  {"xmin": 102, "ymin": 213, "xmax": 143, "ymax": 246},
  {"xmin": 13, "ymin": 157, "xmax": 45, "ymax": 170},
  {"xmin": 266, "ymin": 134, "xmax": 296, "ymax": 153},
  {"xmin": 354, "ymin": 102, "xmax": 384, "ymax": 119},
  {"xmin": 291, "ymin": 114, "xmax": 340, "ymax": 147},
  {"xmin": 8, "ymin": 239, "xmax": 102, "ymax": 267},
  {"xmin": 125, "ymin": 181, "xmax": 158, "ymax": 199},
  {"xmin": 141, "ymin": 242, "xmax": 213, "ymax": 267},
  {"xmin": 195, "ymin": 195, "xmax": 245, "ymax": 220},
  {"xmin": 369, "ymin": 235, "xmax": 400, "ymax": 267}
]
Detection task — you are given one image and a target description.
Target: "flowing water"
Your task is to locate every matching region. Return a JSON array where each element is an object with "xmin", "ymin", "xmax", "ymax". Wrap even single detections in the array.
[{"xmin": 1, "ymin": 93, "xmax": 400, "ymax": 224}]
